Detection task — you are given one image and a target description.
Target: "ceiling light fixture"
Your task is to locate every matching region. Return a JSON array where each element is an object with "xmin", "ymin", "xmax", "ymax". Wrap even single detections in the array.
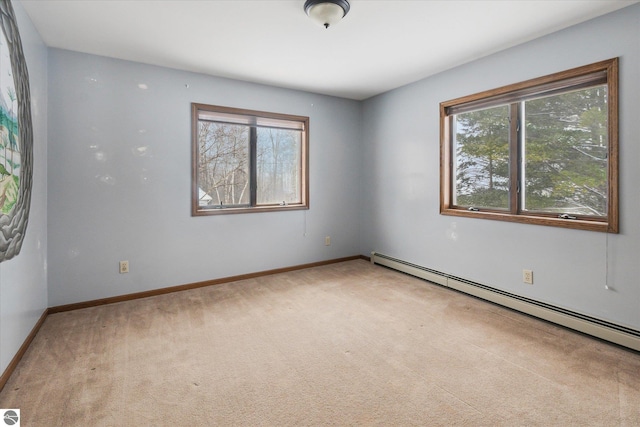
[{"xmin": 304, "ymin": 0, "xmax": 350, "ymax": 29}]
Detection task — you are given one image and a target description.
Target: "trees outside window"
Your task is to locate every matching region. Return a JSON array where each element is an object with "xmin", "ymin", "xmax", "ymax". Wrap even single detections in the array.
[
  {"xmin": 454, "ymin": 105, "xmax": 510, "ymax": 210},
  {"xmin": 192, "ymin": 104, "xmax": 308, "ymax": 215},
  {"xmin": 441, "ymin": 58, "xmax": 618, "ymax": 232}
]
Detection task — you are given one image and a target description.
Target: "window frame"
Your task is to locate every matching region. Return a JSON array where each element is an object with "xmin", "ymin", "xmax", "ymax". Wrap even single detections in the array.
[
  {"xmin": 440, "ymin": 58, "xmax": 619, "ymax": 233},
  {"xmin": 192, "ymin": 103, "xmax": 309, "ymax": 216}
]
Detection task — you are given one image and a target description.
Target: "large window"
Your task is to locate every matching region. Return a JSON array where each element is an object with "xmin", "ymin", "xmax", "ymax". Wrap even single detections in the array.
[
  {"xmin": 192, "ymin": 104, "xmax": 309, "ymax": 215},
  {"xmin": 440, "ymin": 58, "xmax": 618, "ymax": 232}
]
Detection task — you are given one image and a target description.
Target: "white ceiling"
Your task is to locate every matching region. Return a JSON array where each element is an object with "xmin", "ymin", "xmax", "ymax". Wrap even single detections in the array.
[{"xmin": 20, "ymin": 0, "xmax": 638, "ymax": 100}]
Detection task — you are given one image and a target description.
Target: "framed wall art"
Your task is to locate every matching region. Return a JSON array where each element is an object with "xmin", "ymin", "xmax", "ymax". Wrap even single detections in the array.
[{"xmin": 0, "ymin": 0, "xmax": 33, "ymax": 262}]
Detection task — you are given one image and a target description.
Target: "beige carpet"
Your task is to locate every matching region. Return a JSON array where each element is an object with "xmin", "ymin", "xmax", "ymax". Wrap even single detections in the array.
[{"xmin": 1, "ymin": 260, "xmax": 639, "ymax": 426}]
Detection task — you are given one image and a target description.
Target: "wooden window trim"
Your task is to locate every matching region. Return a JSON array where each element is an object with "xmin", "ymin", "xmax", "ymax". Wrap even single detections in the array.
[
  {"xmin": 440, "ymin": 58, "xmax": 619, "ymax": 233},
  {"xmin": 192, "ymin": 103, "xmax": 309, "ymax": 216}
]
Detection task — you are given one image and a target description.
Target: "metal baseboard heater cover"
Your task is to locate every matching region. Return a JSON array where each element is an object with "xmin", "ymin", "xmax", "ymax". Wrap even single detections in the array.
[{"xmin": 370, "ymin": 252, "xmax": 640, "ymax": 352}]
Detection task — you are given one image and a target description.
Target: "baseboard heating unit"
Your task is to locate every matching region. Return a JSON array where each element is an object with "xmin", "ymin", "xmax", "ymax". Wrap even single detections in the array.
[{"xmin": 370, "ymin": 252, "xmax": 640, "ymax": 352}]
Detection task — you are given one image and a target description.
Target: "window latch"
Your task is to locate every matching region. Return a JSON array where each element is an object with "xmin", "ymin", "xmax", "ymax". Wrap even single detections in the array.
[
  {"xmin": 558, "ymin": 213, "xmax": 577, "ymax": 220},
  {"xmin": 468, "ymin": 207, "xmax": 479, "ymax": 212}
]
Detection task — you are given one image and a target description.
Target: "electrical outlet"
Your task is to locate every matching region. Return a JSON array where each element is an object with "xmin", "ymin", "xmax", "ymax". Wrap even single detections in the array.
[
  {"xmin": 325, "ymin": 236, "xmax": 331, "ymax": 246},
  {"xmin": 523, "ymin": 269, "xmax": 533, "ymax": 284},
  {"xmin": 119, "ymin": 260, "xmax": 129, "ymax": 274}
]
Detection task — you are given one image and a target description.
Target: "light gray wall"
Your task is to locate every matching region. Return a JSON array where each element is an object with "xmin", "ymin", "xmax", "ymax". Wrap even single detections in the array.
[
  {"xmin": 360, "ymin": 4, "xmax": 640, "ymax": 329},
  {"xmin": 47, "ymin": 49, "xmax": 362, "ymax": 306},
  {"xmin": 0, "ymin": 1, "xmax": 48, "ymax": 374}
]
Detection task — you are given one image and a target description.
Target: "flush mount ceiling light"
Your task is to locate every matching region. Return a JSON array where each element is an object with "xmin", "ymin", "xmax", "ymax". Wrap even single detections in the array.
[{"xmin": 304, "ymin": 0, "xmax": 350, "ymax": 29}]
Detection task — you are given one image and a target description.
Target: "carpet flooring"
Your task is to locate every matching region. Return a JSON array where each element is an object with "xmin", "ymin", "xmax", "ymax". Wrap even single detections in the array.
[{"xmin": 1, "ymin": 260, "xmax": 639, "ymax": 426}]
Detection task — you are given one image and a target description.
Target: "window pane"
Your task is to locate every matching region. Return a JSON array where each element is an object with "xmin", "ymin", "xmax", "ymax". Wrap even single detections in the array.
[
  {"xmin": 453, "ymin": 105, "xmax": 510, "ymax": 210},
  {"xmin": 197, "ymin": 121, "xmax": 250, "ymax": 207},
  {"xmin": 256, "ymin": 127, "xmax": 302, "ymax": 205},
  {"xmin": 523, "ymin": 86, "xmax": 608, "ymax": 216}
]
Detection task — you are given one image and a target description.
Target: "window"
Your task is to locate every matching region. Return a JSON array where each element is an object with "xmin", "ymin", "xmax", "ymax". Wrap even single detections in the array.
[
  {"xmin": 440, "ymin": 58, "xmax": 618, "ymax": 232},
  {"xmin": 192, "ymin": 104, "xmax": 309, "ymax": 215}
]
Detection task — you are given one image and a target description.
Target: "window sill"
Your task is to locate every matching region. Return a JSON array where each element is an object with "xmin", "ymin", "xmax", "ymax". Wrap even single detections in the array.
[
  {"xmin": 440, "ymin": 207, "xmax": 616, "ymax": 233},
  {"xmin": 193, "ymin": 204, "xmax": 309, "ymax": 216}
]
